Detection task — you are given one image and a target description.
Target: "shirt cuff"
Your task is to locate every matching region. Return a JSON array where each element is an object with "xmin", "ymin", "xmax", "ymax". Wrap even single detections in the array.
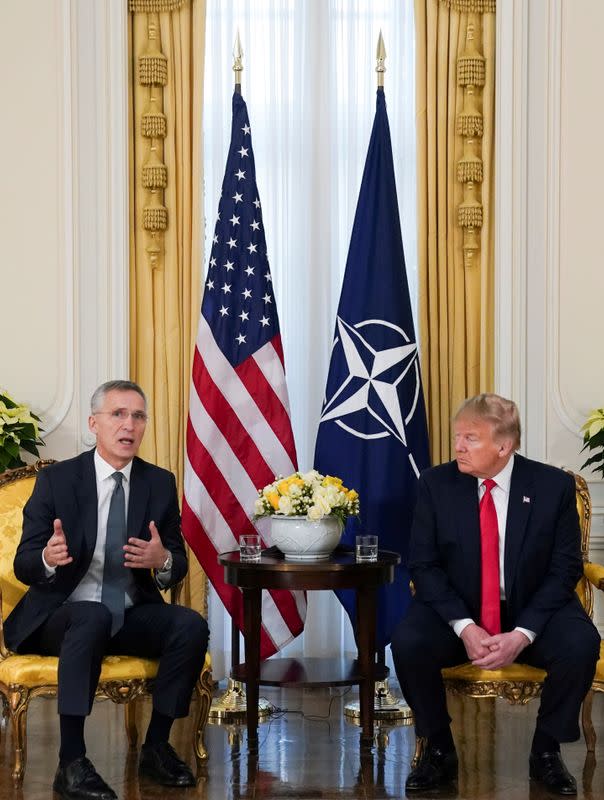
[
  {"xmin": 450, "ymin": 618, "xmax": 474, "ymax": 637},
  {"xmin": 41, "ymin": 549, "xmax": 57, "ymax": 577},
  {"xmin": 514, "ymin": 626, "xmax": 536, "ymax": 643}
]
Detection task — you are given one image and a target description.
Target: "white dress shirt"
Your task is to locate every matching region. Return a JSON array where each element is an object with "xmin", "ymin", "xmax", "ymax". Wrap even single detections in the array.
[{"xmin": 450, "ymin": 454, "xmax": 536, "ymax": 643}]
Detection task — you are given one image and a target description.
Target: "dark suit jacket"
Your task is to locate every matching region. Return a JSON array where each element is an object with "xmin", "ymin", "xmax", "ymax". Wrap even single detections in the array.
[
  {"xmin": 5, "ymin": 449, "xmax": 188, "ymax": 651},
  {"xmin": 409, "ymin": 454, "xmax": 584, "ymax": 637}
]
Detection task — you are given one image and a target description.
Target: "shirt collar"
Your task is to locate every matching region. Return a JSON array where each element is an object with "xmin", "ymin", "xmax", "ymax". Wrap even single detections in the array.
[
  {"xmin": 477, "ymin": 453, "xmax": 515, "ymax": 493},
  {"xmin": 94, "ymin": 449, "xmax": 133, "ymax": 483}
]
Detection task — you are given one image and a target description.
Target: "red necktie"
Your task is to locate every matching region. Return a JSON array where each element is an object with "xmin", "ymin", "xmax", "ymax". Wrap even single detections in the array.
[{"xmin": 479, "ymin": 478, "xmax": 501, "ymax": 635}]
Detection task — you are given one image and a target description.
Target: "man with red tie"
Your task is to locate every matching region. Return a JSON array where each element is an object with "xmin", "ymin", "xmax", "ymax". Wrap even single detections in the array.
[{"xmin": 392, "ymin": 393, "xmax": 599, "ymax": 796}]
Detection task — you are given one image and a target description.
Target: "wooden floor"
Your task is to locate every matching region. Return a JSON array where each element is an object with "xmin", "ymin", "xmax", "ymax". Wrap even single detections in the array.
[{"xmin": 2, "ymin": 686, "xmax": 603, "ymax": 799}]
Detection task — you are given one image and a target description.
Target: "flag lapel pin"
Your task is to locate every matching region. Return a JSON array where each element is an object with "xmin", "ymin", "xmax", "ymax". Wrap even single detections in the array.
[{"xmin": 522, "ymin": 496, "xmax": 531, "ymax": 504}]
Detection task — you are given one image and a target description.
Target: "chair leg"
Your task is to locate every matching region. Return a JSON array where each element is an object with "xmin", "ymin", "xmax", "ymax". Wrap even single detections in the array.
[
  {"xmin": 581, "ymin": 689, "xmax": 596, "ymax": 752},
  {"xmin": 124, "ymin": 700, "xmax": 139, "ymax": 749},
  {"xmin": 411, "ymin": 735, "xmax": 426, "ymax": 770},
  {"xmin": 193, "ymin": 664, "xmax": 213, "ymax": 768},
  {"xmin": 8, "ymin": 688, "xmax": 30, "ymax": 785}
]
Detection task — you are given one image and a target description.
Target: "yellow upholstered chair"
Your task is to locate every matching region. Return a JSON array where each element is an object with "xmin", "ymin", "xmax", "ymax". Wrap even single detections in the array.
[
  {"xmin": 0, "ymin": 461, "xmax": 213, "ymax": 784},
  {"xmin": 433, "ymin": 471, "xmax": 603, "ymax": 755}
]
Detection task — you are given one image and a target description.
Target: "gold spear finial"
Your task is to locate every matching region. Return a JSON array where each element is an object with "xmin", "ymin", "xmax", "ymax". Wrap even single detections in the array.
[
  {"xmin": 376, "ymin": 30, "xmax": 386, "ymax": 87},
  {"xmin": 233, "ymin": 30, "xmax": 243, "ymax": 93}
]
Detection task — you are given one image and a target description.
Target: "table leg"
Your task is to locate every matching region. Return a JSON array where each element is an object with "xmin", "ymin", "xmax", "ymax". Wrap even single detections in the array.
[
  {"xmin": 356, "ymin": 585, "xmax": 377, "ymax": 747},
  {"xmin": 242, "ymin": 586, "xmax": 262, "ymax": 751}
]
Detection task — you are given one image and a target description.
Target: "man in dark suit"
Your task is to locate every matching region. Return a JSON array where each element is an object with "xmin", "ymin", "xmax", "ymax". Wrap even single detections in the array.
[
  {"xmin": 5, "ymin": 380, "xmax": 209, "ymax": 800},
  {"xmin": 391, "ymin": 393, "xmax": 600, "ymax": 796}
]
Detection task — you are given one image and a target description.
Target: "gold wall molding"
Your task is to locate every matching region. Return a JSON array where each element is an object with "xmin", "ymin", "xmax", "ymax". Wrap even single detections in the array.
[
  {"xmin": 456, "ymin": 15, "xmax": 486, "ymax": 268},
  {"xmin": 129, "ymin": 0, "xmax": 186, "ymax": 12},
  {"xmin": 137, "ymin": 13, "xmax": 168, "ymax": 258},
  {"xmin": 439, "ymin": 0, "xmax": 495, "ymax": 12}
]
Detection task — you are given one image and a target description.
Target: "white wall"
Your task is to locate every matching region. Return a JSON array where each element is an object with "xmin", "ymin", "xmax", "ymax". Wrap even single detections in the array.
[
  {"xmin": 497, "ymin": 0, "xmax": 604, "ymax": 632},
  {"xmin": 0, "ymin": 0, "xmax": 129, "ymax": 460}
]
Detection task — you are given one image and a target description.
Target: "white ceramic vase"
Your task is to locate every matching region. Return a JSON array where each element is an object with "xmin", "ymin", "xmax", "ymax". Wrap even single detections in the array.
[{"xmin": 269, "ymin": 515, "xmax": 343, "ymax": 561}]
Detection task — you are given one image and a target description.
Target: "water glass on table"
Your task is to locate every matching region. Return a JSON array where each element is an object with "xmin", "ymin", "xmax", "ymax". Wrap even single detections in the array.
[
  {"xmin": 240, "ymin": 534, "xmax": 261, "ymax": 562},
  {"xmin": 355, "ymin": 534, "xmax": 378, "ymax": 562}
]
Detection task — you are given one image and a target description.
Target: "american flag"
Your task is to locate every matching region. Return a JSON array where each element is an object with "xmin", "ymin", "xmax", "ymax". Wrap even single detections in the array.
[{"xmin": 182, "ymin": 91, "xmax": 306, "ymax": 658}]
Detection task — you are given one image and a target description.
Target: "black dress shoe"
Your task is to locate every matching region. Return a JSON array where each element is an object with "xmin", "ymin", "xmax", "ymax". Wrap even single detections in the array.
[
  {"xmin": 529, "ymin": 751, "xmax": 577, "ymax": 795},
  {"xmin": 139, "ymin": 741, "xmax": 196, "ymax": 787},
  {"xmin": 52, "ymin": 757, "xmax": 117, "ymax": 800},
  {"xmin": 405, "ymin": 745, "xmax": 458, "ymax": 792}
]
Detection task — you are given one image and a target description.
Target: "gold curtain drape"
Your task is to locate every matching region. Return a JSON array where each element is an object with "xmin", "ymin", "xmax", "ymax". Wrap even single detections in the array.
[
  {"xmin": 415, "ymin": 0, "xmax": 496, "ymax": 464},
  {"xmin": 128, "ymin": 0, "xmax": 206, "ymax": 612}
]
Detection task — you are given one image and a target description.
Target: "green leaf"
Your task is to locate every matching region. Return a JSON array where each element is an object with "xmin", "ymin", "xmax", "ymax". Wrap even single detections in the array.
[
  {"xmin": 0, "ymin": 394, "xmax": 18, "ymax": 409},
  {"xmin": 19, "ymin": 440, "xmax": 41, "ymax": 457},
  {"xmin": 4, "ymin": 440, "xmax": 19, "ymax": 459},
  {"xmin": 586, "ymin": 430, "xmax": 604, "ymax": 450},
  {"xmin": 15, "ymin": 422, "xmax": 35, "ymax": 440},
  {"xmin": 581, "ymin": 451, "xmax": 604, "ymax": 470}
]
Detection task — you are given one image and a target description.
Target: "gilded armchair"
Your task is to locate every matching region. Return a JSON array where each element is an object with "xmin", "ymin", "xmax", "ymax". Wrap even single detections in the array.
[
  {"xmin": 435, "ymin": 471, "xmax": 603, "ymax": 753},
  {"xmin": 0, "ymin": 461, "xmax": 213, "ymax": 784}
]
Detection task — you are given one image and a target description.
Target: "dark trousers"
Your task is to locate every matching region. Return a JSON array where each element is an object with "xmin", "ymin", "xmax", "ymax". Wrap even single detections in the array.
[
  {"xmin": 24, "ymin": 600, "xmax": 209, "ymax": 718},
  {"xmin": 390, "ymin": 598, "xmax": 600, "ymax": 744}
]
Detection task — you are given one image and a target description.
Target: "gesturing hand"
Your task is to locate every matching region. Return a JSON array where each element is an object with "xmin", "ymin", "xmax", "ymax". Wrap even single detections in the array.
[
  {"xmin": 43, "ymin": 519, "xmax": 73, "ymax": 568},
  {"xmin": 471, "ymin": 630, "xmax": 530, "ymax": 670},
  {"xmin": 123, "ymin": 520, "xmax": 169, "ymax": 570}
]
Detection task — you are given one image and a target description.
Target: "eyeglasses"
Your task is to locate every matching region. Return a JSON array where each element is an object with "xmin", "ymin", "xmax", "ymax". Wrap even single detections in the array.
[{"xmin": 94, "ymin": 410, "xmax": 148, "ymax": 424}]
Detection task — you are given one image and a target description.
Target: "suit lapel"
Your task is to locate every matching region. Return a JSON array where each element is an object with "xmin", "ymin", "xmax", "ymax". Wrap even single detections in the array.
[
  {"xmin": 74, "ymin": 449, "xmax": 98, "ymax": 561},
  {"xmin": 456, "ymin": 470, "xmax": 482, "ymax": 598},
  {"xmin": 504, "ymin": 455, "xmax": 534, "ymax": 595},
  {"xmin": 127, "ymin": 457, "xmax": 150, "ymax": 540}
]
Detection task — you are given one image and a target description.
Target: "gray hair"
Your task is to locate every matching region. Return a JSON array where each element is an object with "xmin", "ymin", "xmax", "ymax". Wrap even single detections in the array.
[
  {"xmin": 454, "ymin": 393, "xmax": 521, "ymax": 450},
  {"xmin": 91, "ymin": 380, "xmax": 147, "ymax": 414}
]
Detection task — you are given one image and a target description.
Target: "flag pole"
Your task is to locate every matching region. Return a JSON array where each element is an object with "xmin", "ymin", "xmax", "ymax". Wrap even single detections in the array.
[
  {"xmin": 207, "ymin": 32, "xmax": 272, "ymax": 725},
  {"xmin": 343, "ymin": 32, "xmax": 414, "ymax": 727},
  {"xmin": 376, "ymin": 29, "xmax": 386, "ymax": 88},
  {"xmin": 233, "ymin": 29, "xmax": 243, "ymax": 94}
]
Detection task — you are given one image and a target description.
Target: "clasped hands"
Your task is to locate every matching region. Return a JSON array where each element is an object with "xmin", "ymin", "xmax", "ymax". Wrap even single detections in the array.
[
  {"xmin": 43, "ymin": 518, "xmax": 169, "ymax": 570},
  {"xmin": 461, "ymin": 623, "xmax": 530, "ymax": 670}
]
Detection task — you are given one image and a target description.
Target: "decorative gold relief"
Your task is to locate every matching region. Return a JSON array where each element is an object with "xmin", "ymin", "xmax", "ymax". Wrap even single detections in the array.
[
  {"xmin": 458, "ymin": 200, "xmax": 483, "ymax": 228},
  {"xmin": 445, "ymin": 678, "xmax": 542, "ymax": 705},
  {"xmin": 143, "ymin": 205, "xmax": 168, "ymax": 231},
  {"xmin": 439, "ymin": 0, "xmax": 496, "ymax": 11},
  {"xmin": 457, "ymin": 157, "xmax": 483, "ymax": 183},
  {"xmin": 455, "ymin": 16, "xmax": 488, "ymax": 269},
  {"xmin": 129, "ymin": 0, "xmax": 186, "ymax": 12},
  {"xmin": 457, "ymin": 55, "xmax": 485, "ymax": 87},
  {"xmin": 141, "ymin": 111, "xmax": 167, "ymax": 138},
  {"xmin": 139, "ymin": 53, "xmax": 168, "ymax": 86},
  {"xmin": 142, "ymin": 163, "xmax": 168, "ymax": 190}
]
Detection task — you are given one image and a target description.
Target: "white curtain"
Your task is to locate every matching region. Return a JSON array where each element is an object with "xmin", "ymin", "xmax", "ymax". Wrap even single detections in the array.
[{"xmin": 203, "ymin": 0, "xmax": 416, "ymax": 679}]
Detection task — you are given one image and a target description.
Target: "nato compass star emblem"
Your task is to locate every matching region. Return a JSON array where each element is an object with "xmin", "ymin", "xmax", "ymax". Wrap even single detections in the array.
[{"xmin": 320, "ymin": 316, "xmax": 422, "ymax": 477}]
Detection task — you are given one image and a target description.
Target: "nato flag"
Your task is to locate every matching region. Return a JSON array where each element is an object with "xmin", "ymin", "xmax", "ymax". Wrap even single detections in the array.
[{"xmin": 314, "ymin": 88, "xmax": 430, "ymax": 649}]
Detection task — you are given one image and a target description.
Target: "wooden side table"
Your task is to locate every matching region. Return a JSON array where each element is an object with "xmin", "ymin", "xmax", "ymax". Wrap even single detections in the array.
[{"xmin": 218, "ymin": 550, "xmax": 400, "ymax": 748}]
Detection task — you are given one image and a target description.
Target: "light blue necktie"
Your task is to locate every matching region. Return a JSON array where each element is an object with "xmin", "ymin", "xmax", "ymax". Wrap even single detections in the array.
[{"xmin": 101, "ymin": 472, "xmax": 127, "ymax": 635}]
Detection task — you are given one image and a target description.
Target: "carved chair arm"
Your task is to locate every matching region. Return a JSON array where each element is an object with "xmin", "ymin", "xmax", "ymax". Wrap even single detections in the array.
[
  {"xmin": 584, "ymin": 561, "xmax": 604, "ymax": 592},
  {"xmin": 0, "ymin": 583, "xmax": 10, "ymax": 659}
]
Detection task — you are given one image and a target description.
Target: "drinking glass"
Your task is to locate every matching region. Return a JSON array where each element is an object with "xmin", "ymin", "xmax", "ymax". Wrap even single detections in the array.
[
  {"xmin": 355, "ymin": 534, "xmax": 378, "ymax": 562},
  {"xmin": 239, "ymin": 534, "xmax": 261, "ymax": 561}
]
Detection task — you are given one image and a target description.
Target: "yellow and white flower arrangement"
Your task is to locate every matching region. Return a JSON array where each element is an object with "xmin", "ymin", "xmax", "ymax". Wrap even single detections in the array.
[
  {"xmin": 254, "ymin": 470, "xmax": 360, "ymax": 525},
  {"xmin": 580, "ymin": 408, "xmax": 604, "ymax": 479},
  {"xmin": 0, "ymin": 391, "xmax": 45, "ymax": 473}
]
